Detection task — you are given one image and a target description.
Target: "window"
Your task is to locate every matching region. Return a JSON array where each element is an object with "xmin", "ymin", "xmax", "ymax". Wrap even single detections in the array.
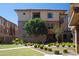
[
  {"xmin": 7, "ymin": 29, "xmax": 9, "ymax": 33},
  {"xmin": 32, "ymin": 12, "xmax": 40, "ymax": 18},
  {"xmin": 0, "ymin": 20, "xmax": 1, "ymax": 24},
  {"xmin": 0, "ymin": 20, "xmax": 4, "ymax": 24},
  {"xmin": 0, "ymin": 26, "xmax": 2, "ymax": 30},
  {"xmin": 23, "ymin": 13, "xmax": 26, "ymax": 15},
  {"xmin": 47, "ymin": 24, "xmax": 53, "ymax": 29},
  {"xmin": 1, "ymin": 20, "xmax": 3, "ymax": 24},
  {"xmin": 7, "ymin": 22, "xmax": 10, "ymax": 27},
  {"xmin": 48, "ymin": 13, "xmax": 53, "ymax": 18}
]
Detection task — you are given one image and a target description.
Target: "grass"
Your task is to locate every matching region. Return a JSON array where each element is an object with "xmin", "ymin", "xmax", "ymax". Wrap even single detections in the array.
[
  {"xmin": 0, "ymin": 44, "xmax": 22, "ymax": 49},
  {"xmin": 0, "ymin": 48, "xmax": 44, "ymax": 56}
]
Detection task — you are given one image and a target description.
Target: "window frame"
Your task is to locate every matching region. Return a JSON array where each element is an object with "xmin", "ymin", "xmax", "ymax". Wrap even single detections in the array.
[
  {"xmin": 32, "ymin": 12, "xmax": 40, "ymax": 19},
  {"xmin": 48, "ymin": 13, "xmax": 53, "ymax": 19}
]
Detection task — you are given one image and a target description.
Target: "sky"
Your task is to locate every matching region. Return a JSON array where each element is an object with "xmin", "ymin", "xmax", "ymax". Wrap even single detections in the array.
[{"xmin": 0, "ymin": 3, "xmax": 69, "ymax": 25}]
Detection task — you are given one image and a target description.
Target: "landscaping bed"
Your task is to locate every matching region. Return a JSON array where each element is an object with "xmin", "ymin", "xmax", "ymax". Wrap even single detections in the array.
[
  {"xmin": 0, "ymin": 42, "xmax": 76, "ymax": 56},
  {"xmin": 25, "ymin": 42, "xmax": 76, "ymax": 55}
]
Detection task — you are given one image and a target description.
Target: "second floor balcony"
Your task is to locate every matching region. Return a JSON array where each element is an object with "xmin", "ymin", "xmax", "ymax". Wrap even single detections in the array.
[{"xmin": 69, "ymin": 7, "xmax": 79, "ymax": 26}]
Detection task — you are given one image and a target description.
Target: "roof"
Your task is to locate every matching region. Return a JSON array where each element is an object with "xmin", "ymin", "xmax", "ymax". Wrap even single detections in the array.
[
  {"xmin": 0, "ymin": 16, "xmax": 17, "ymax": 26},
  {"xmin": 15, "ymin": 9, "xmax": 67, "ymax": 12}
]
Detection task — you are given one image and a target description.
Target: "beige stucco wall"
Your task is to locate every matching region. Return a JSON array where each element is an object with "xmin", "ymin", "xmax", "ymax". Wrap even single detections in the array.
[
  {"xmin": 15, "ymin": 10, "xmax": 60, "ymax": 21},
  {"xmin": 24, "ymin": 35, "xmax": 46, "ymax": 43},
  {"xmin": 15, "ymin": 10, "xmax": 66, "ymax": 42}
]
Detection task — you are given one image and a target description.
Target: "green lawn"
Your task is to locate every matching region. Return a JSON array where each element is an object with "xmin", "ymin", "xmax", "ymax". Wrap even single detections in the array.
[
  {"xmin": 0, "ymin": 48, "xmax": 44, "ymax": 56},
  {"xmin": 0, "ymin": 44, "xmax": 22, "ymax": 49}
]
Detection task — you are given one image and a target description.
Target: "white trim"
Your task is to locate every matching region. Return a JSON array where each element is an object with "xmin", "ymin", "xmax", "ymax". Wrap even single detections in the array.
[{"xmin": 69, "ymin": 11, "xmax": 75, "ymax": 26}]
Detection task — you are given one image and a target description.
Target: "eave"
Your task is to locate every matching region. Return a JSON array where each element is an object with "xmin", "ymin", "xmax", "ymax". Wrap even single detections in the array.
[{"xmin": 69, "ymin": 11, "xmax": 79, "ymax": 26}]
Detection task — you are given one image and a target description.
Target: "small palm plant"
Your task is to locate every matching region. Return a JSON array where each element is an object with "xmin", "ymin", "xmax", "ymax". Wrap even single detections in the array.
[{"xmin": 53, "ymin": 25, "xmax": 63, "ymax": 43}]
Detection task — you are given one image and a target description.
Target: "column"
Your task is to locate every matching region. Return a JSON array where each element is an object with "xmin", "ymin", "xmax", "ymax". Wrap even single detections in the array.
[{"xmin": 75, "ymin": 26, "xmax": 79, "ymax": 54}]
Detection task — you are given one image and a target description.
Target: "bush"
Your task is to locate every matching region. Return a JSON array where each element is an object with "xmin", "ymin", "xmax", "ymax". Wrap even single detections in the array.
[
  {"xmin": 68, "ymin": 45, "xmax": 71, "ymax": 47},
  {"xmin": 54, "ymin": 50, "xmax": 60, "ymax": 55},
  {"xmin": 40, "ymin": 44, "xmax": 44, "ymax": 49},
  {"xmin": 48, "ymin": 48, "xmax": 52, "ymax": 52},
  {"xmin": 63, "ymin": 49, "xmax": 68, "ymax": 53},
  {"xmin": 53, "ymin": 43, "xmax": 56, "ymax": 46},
  {"xmin": 30, "ymin": 43, "xmax": 34, "ymax": 46},
  {"xmin": 30, "ymin": 44, "xmax": 33, "ymax": 46},
  {"xmin": 34, "ymin": 45, "xmax": 38, "ymax": 48},
  {"xmin": 26, "ymin": 42, "xmax": 35, "ymax": 46},
  {"xmin": 12, "ymin": 38, "xmax": 24, "ymax": 45},
  {"xmin": 56, "ymin": 44, "xmax": 59, "ymax": 47},
  {"xmin": 27, "ymin": 42, "xmax": 31, "ymax": 46},
  {"xmin": 44, "ymin": 47, "xmax": 48, "ymax": 51},
  {"xmin": 73, "ymin": 45, "xmax": 75, "ymax": 48},
  {"xmin": 48, "ymin": 44, "xmax": 51, "ymax": 47},
  {"xmin": 25, "ymin": 43, "xmax": 27, "ymax": 46},
  {"xmin": 37, "ymin": 44, "xmax": 40, "ymax": 48},
  {"xmin": 40, "ymin": 46, "xmax": 43, "ymax": 49},
  {"xmin": 62, "ymin": 44, "xmax": 65, "ymax": 47}
]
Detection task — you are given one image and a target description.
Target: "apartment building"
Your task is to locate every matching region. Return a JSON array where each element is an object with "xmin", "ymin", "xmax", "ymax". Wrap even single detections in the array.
[
  {"xmin": 69, "ymin": 4, "xmax": 79, "ymax": 54},
  {"xmin": 0, "ymin": 16, "xmax": 17, "ymax": 43},
  {"xmin": 15, "ymin": 9, "xmax": 69, "ymax": 43}
]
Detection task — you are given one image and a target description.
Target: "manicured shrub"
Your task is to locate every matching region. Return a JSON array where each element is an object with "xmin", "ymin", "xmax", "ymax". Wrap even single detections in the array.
[
  {"xmin": 54, "ymin": 50, "xmax": 60, "ymax": 55},
  {"xmin": 50, "ymin": 43, "xmax": 54, "ymax": 46},
  {"xmin": 37, "ymin": 44, "xmax": 40, "ymax": 48},
  {"xmin": 62, "ymin": 44, "xmax": 65, "ymax": 47},
  {"xmin": 27, "ymin": 42, "xmax": 30, "ymax": 46},
  {"xmin": 48, "ymin": 44, "xmax": 51, "ymax": 47},
  {"xmin": 34, "ymin": 45, "xmax": 38, "ymax": 48},
  {"xmin": 53, "ymin": 43, "xmax": 56, "ymax": 46},
  {"xmin": 30, "ymin": 43, "xmax": 33, "ymax": 46},
  {"xmin": 56, "ymin": 44, "xmax": 59, "ymax": 47},
  {"xmin": 63, "ymin": 49, "xmax": 68, "ymax": 53},
  {"xmin": 13, "ymin": 38, "xmax": 24, "ymax": 44},
  {"xmin": 26, "ymin": 42, "xmax": 34, "ymax": 46},
  {"xmin": 73, "ymin": 45, "xmax": 75, "ymax": 48},
  {"xmin": 25, "ymin": 43, "xmax": 27, "ymax": 46},
  {"xmin": 68, "ymin": 45, "xmax": 71, "ymax": 47},
  {"xmin": 40, "ymin": 46, "xmax": 43, "ymax": 49},
  {"xmin": 30, "ymin": 44, "xmax": 33, "ymax": 46},
  {"xmin": 44, "ymin": 47, "xmax": 48, "ymax": 51},
  {"xmin": 48, "ymin": 48, "xmax": 52, "ymax": 52},
  {"xmin": 40, "ymin": 44, "xmax": 44, "ymax": 49}
]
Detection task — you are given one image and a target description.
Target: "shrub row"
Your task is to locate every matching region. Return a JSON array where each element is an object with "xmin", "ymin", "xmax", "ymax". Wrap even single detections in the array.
[
  {"xmin": 24, "ymin": 42, "xmax": 75, "ymax": 48},
  {"xmin": 47, "ymin": 43, "xmax": 75, "ymax": 48},
  {"xmin": 34, "ymin": 44, "xmax": 52, "ymax": 52},
  {"xmin": 34, "ymin": 44, "xmax": 69, "ymax": 55},
  {"xmin": 54, "ymin": 49, "xmax": 68, "ymax": 55},
  {"xmin": 24, "ymin": 42, "xmax": 34, "ymax": 46}
]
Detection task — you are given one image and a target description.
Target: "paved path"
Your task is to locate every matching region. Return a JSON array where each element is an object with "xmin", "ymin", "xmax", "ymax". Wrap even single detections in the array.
[
  {"xmin": 0, "ymin": 46, "xmax": 30, "ymax": 50},
  {"xmin": 0, "ymin": 46, "xmax": 52, "ymax": 56}
]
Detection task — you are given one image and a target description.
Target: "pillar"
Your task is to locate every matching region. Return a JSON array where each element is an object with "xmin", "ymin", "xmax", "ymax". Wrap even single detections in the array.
[{"xmin": 75, "ymin": 26, "xmax": 79, "ymax": 54}]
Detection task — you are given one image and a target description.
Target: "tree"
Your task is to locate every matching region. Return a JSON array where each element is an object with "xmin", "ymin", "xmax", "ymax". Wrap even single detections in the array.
[
  {"xmin": 53, "ymin": 25, "xmax": 63, "ymax": 43},
  {"xmin": 23, "ymin": 18, "xmax": 48, "ymax": 35}
]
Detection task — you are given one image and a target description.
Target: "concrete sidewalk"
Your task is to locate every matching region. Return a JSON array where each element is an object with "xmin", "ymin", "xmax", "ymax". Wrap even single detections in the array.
[
  {"xmin": 0, "ymin": 46, "xmax": 28, "ymax": 50},
  {"xmin": 0, "ymin": 46, "xmax": 52, "ymax": 56}
]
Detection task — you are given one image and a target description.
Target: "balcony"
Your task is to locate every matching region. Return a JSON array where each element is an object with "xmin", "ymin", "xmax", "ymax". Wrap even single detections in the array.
[{"xmin": 69, "ymin": 7, "xmax": 79, "ymax": 26}]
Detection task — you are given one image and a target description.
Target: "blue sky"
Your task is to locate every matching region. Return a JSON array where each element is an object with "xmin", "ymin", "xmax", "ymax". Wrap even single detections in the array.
[{"xmin": 0, "ymin": 3, "xmax": 69, "ymax": 25}]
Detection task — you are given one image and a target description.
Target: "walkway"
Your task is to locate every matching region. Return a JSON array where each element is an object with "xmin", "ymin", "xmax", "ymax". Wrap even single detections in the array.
[
  {"xmin": 0, "ymin": 46, "xmax": 51, "ymax": 56},
  {"xmin": 0, "ymin": 46, "xmax": 27, "ymax": 50}
]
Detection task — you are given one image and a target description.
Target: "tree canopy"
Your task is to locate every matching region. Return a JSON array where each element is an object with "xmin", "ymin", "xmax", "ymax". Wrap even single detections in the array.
[{"xmin": 23, "ymin": 18, "xmax": 48, "ymax": 35}]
